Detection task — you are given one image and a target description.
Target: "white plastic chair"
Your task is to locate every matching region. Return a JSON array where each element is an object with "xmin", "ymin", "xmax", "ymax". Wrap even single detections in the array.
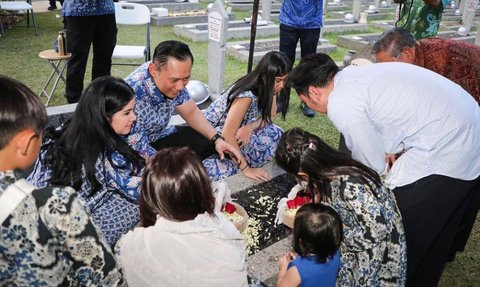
[
  {"xmin": 0, "ymin": 0, "xmax": 38, "ymax": 37},
  {"xmin": 113, "ymin": 2, "xmax": 151, "ymax": 66}
]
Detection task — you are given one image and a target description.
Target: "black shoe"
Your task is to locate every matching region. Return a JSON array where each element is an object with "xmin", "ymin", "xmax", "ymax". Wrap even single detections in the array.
[
  {"xmin": 48, "ymin": 5, "xmax": 57, "ymax": 10},
  {"xmin": 301, "ymin": 103, "xmax": 315, "ymax": 117}
]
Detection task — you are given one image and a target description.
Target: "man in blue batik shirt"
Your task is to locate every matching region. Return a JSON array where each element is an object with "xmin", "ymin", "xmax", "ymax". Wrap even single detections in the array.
[
  {"xmin": 279, "ymin": 0, "xmax": 323, "ymax": 118},
  {"xmin": 125, "ymin": 40, "xmax": 240, "ymax": 161},
  {"xmin": 63, "ymin": 0, "xmax": 117, "ymax": 103}
]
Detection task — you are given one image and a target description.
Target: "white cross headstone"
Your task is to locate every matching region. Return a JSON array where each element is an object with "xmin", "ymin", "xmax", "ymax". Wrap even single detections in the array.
[{"xmin": 208, "ymin": 0, "xmax": 229, "ymax": 101}]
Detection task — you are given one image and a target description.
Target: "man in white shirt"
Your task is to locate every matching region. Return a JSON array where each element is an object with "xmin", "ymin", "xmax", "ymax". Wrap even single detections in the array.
[{"xmin": 288, "ymin": 53, "xmax": 480, "ymax": 286}]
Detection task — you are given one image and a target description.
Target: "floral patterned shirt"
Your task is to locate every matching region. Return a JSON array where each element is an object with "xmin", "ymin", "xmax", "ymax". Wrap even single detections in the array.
[
  {"xmin": 202, "ymin": 90, "xmax": 283, "ymax": 180},
  {"xmin": 396, "ymin": 0, "xmax": 449, "ymax": 39},
  {"xmin": 124, "ymin": 62, "xmax": 192, "ymax": 143},
  {"xmin": 327, "ymin": 174, "xmax": 407, "ymax": 287},
  {"xmin": 0, "ymin": 170, "xmax": 126, "ymax": 286},
  {"xmin": 63, "ymin": 0, "xmax": 115, "ymax": 17}
]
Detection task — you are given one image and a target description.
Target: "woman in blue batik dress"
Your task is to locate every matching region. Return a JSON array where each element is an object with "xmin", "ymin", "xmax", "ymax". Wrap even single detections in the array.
[
  {"xmin": 28, "ymin": 76, "xmax": 155, "ymax": 246},
  {"xmin": 203, "ymin": 51, "xmax": 291, "ymax": 182}
]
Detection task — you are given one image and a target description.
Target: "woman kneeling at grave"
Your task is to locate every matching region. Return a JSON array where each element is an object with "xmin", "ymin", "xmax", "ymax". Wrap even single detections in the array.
[
  {"xmin": 116, "ymin": 147, "xmax": 248, "ymax": 286},
  {"xmin": 275, "ymin": 128, "xmax": 407, "ymax": 286},
  {"xmin": 202, "ymin": 51, "xmax": 291, "ymax": 182},
  {"xmin": 28, "ymin": 76, "xmax": 155, "ymax": 246}
]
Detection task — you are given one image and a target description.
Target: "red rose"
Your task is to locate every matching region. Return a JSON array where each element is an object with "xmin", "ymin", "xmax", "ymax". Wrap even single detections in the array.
[
  {"xmin": 305, "ymin": 196, "xmax": 312, "ymax": 203},
  {"xmin": 294, "ymin": 196, "xmax": 305, "ymax": 206},
  {"xmin": 287, "ymin": 200, "xmax": 296, "ymax": 209},
  {"xmin": 224, "ymin": 202, "xmax": 237, "ymax": 214}
]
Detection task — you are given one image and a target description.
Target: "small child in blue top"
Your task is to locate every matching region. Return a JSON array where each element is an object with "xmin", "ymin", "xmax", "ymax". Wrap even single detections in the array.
[{"xmin": 277, "ymin": 203, "xmax": 342, "ymax": 287}]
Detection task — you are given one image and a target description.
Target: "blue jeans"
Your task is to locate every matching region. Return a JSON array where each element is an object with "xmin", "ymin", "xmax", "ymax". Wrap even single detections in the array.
[{"xmin": 278, "ymin": 24, "xmax": 320, "ymax": 113}]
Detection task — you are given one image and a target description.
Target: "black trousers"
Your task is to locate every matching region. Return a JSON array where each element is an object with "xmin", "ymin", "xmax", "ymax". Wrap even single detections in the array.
[
  {"xmin": 392, "ymin": 174, "xmax": 480, "ymax": 287},
  {"xmin": 49, "ymin": 0, "xmax": 63, "ymax": 7},
  {"xmin": 150, "ymin": 126, "xmax": 216, "ymax": 160},
  {"xmin": 64, "ymin": 14, "xmax": 117, "ymax": 103},
  {"xmin": 278, "ymin": 24, "xmax": 320, "ymax": 114}
]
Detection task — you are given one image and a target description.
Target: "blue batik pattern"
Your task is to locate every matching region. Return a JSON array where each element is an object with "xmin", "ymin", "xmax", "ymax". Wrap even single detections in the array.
[
  {"xmin": 0, "ymin": 170, "xmax": 126, "ymax": 286},
  {"xmin": 125, "ymin": 62, "xmax": 191, "ymax": 143},
  {"xmin": 63, "ymin": 0, "xmax": 115, "ymax": 17},
  {"xmin": 27, "ymin": 131, "xmax": 154, "ymax": 246},
  {"xmin": 202, "ymin": 90, "xmax": 283, "ymax": 180},
  {"xmin": 326, "ymin": 175, "xmax": 407, "ymax": 287},
  {"xmin": 279, "ymin": 0, "xmax": 323, "ymax": 29}
]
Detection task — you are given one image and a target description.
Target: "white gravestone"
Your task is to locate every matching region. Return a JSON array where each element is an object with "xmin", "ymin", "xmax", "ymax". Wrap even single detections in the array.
[{"xmin": 208, "ymin": 0, "xmax": 229, "ymax": 101}]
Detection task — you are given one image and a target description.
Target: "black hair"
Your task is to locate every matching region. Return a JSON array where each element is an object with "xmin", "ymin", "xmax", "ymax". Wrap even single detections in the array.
[
  {"xmin": 0, "ymin": 75, "xmax": 47, "ymax": 149},
  {"xmin": 46, "ymin": 76, "xmax": 144, "ymax": 193},
  {"xmin": 293, "ymin": 203, "xmax": 343, "ymax": 263},
  {"xmin": 225, "ymin": 51, "xmax": 291, "ymax": 121},
  {"xmin": 287, "ymin": 53, "xmax": 339, "ymax": 98},
  {"xmin": 152, "ymin": 40, "xmax": 194, "ymax": 70},
  {"xmin": 371, "ymin": 28, "xmax": 416, "ymax": 58},
  {"xmin": 140, "ymin": 147, "xmax": 215, "ymax": 227},
  {"xmin": 275, "ymin": 128, "xmax": 382, "ymax": 201}
]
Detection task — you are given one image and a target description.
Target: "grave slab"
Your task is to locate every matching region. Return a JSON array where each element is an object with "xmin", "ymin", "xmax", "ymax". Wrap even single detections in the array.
[
  {"xmin": 227, "ymin": 38, "xmax": 337, "ymax": 63},
  {"xmin": 174, "ymin": 20, "xmax": 279, "ymax": 42}
]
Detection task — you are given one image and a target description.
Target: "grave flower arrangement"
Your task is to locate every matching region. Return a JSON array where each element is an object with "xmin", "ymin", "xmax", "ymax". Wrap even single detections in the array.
[
  {"xmin": 283, "ymin": 192, "xmax": 312, "ymax": 228},
  {"xmin": 275, "ymin": 183, "xmax": 312, "ymax": 229},
  {"xmin": 222, "ymin": 201, "xmax": 248, "ymax": 232}
]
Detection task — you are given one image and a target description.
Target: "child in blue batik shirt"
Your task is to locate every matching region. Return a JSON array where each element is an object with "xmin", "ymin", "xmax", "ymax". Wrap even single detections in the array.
[
  {"xmin": 28, "ymin": 76, "xmax": 155, "ymax": 246},
  {"xmin": 202, "ymin": 51, "xmax": 290, "ymax": 182}
]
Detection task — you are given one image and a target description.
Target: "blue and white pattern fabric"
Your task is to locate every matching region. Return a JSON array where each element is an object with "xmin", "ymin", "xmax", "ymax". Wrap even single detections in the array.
[
  {"xmin": 279, "ymin": 0, "xmax": 323, "ymax": 29},
  {"xmin": 202, "ymin": 90, "xmax": 283, "ymax": 180},
  {"xmin": 327, "ymin": 175, "xmax": 407, "ymax": 286},
  {"xmin": 27, "ymin": 130, "xmax": 154, "ymax": 246},
  {"xmin": 125, "ymin": 62, "xmax": 192, "ymax": 143},
  {"xmin": 0, "ymin": 170, "xmax": 126, "ymax": 286},
  {"xmin": 62, "ymin": 0, "xmax": 115, "ymax": 17}
]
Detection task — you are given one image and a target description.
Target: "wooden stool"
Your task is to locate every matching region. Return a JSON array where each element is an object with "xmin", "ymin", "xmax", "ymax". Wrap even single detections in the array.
[{"xmin": 38, "ymin": 49, "xmax": 71, "ymax": 106}]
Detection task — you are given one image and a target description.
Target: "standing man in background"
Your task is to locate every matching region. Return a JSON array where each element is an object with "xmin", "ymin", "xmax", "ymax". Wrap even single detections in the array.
[
  {"xmin": 278, "ymin": 0, "xmax": 323, "ymax": 118},
  {"xmin": 63, "ymin": 0, "xmax": 117, "ymax": 103}
]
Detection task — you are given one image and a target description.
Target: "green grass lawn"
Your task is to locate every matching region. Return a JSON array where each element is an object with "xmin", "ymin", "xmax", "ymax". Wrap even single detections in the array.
[{"xmin": 1, "ymin": 10, "xmax": 479, "ymax": 286}]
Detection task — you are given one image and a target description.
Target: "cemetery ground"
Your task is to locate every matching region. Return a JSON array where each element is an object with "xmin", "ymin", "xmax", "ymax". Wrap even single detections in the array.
[{"xmin": 1, "ymin": 6, "xmax": 479, "ymax": 286}]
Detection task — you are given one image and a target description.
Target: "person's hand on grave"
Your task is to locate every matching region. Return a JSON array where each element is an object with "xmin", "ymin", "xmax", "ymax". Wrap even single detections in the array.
[
  {"xmin": 242, "ymin": 166, "xmax": 272, "ymax": 182},
  {"xmin": 278, "ymin": 251, "xmax": 296, "ymax": 269}
]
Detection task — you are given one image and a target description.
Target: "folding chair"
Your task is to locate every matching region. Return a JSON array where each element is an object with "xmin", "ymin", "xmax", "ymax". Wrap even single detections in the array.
[
  {"xmin": 0, "ymin": 0, "xmax": 38, "ymax": 37},
  {"xmin": 112, "ymin": 2, "xmax": 151, "ymax": 66}
]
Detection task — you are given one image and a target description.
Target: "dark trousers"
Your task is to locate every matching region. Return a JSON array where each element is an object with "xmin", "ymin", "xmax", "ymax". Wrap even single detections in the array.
[
  {"xmin": 64, "ymin": 14, "xmax": 117, "ymax": 103},
  {"xmin": 392, "ymin": 175, "xmax": 480, "ymax": 287},
  {"xmin": 49, "ymin": 0, "xmax": 63, "ymax": 7},
  {"xmin": 150, "ymin": 126, "xmax": 216, "ymax": 160},
  {"xmin": 278, "ymin": 24, "xmax": 320, "ymax": 114}
]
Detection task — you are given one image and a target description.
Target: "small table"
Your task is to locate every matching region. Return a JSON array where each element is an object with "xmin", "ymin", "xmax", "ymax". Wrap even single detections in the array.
[{"xmin": 38, "ymin": 49, "xmax": 71, "ymax": 106}]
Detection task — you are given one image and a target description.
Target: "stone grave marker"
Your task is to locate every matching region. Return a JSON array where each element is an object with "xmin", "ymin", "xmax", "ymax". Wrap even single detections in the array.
[
  {"xmin": 352, "ymin": 0, "xmax": 362, "ymax": 21},
  {"xmin": 208, "ymin": 0, "xmax": 229, "ymax": 101},
  {"xmin": 261, "ymin": 0, "xmax": 272, "ymax": 21},
  {"xmin": 462, "ymin": 0, "xmax": 479, "ymax": 33},
  {"xmin": 477, "ymin": 21, "xmax": 480, "ymax": 45}
]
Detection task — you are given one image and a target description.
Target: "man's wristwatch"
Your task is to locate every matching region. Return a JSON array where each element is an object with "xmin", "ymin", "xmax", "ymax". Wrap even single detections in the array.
[{"xmin": 210, "ymin": 132, "xmax": 224, "ymax": 144}]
